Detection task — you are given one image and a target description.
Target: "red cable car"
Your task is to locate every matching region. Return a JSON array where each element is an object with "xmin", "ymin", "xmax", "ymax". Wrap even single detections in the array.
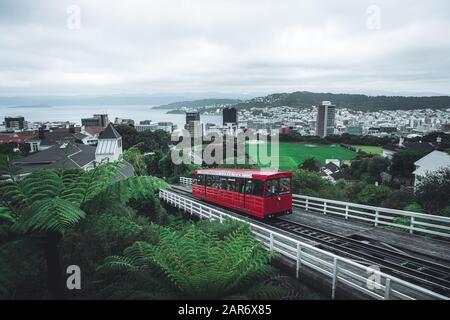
[{"xmin": 191, "ymin": 168, "xmax": 293, "ymax": 219}]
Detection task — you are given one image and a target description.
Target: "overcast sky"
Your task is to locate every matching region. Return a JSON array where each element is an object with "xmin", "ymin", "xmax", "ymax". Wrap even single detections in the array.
[{"xmin": 1, "ymin": 0, "xmax": 449, "ymax": 97}]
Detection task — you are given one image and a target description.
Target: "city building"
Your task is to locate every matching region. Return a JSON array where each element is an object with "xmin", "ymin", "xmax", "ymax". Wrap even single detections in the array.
[
  {"xmin": 135, "ymin": 123, "xmax": 158, "ymax": 132},
  {"xmin": 114, "ymin": 117, "xmax": 135, "ymax": 126},
  {"xmin": 346, "ymin": 126, "xmax": 363, "ymax": 135},
  {"xmin": 11, "ymin": 123, "xmax": 134, "ymax": 178},
  {"xmin": 223, "ymin": 107, "xmax": 238, "ymax": 125},
  {"xmin": 25, "ymin": 126, "xmax": 95, "ymax": 152},
  {"xmin": 95, "ymin": 123, "xmax": 123, "ymax": 163},
  {"xmin": 315, "ymin": 101, "xmax": 336, "ymax": 137},
  {"xmin": 0, "ymin": 131, "xmax": 34, "ymax": 147},
  {"xmin": 94, "ymin": 114, "xmax": 109, "ymax": 127},
  {"xmin": 5, "ymin": 116, "xmax": 25, "ymax": 130},
  {"xmin": 186, "ymin": 112, "xmax": 200, "ymax": 123},
  {"xmin": 185, "ymin": 112, "xmax": 202, "ymax": 137},
  {"xmin": 156, "ymin": 122, "xmax": 176, "ymax": 133},
  {"xmin": 81, "ymin": 114, "xmax": 109, "ymax": 128}
]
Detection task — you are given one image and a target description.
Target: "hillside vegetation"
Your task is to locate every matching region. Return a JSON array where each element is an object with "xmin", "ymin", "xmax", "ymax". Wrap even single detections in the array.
[{"xmin": 234, "ymin": 91, "xmax": 450, "ymax": 111}]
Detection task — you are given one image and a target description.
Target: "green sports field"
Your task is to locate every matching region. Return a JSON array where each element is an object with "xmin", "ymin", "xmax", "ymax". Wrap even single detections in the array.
[{"xmin": 246, "ymin": 142, "xmax": 357, "ymax": 170}]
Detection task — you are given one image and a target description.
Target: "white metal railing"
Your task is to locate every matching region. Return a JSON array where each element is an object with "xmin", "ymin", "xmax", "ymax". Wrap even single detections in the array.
[
  {"xmin": 180, "ymin": 177, "xmax": 193, "ymax": 186},
  {"xmin": 293, "ymin": 195, "xmax": 450, "ymax": 238},
  {"xmin": 159, "ymin": 188, "xmax": 449, "ymax": 300},
  {"xmin": 179, "ymin": 177, "xmax": 450, "ymax": 239}
]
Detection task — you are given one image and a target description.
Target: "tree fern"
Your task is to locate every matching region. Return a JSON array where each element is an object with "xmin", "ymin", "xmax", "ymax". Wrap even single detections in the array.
[
  {"xmin": 0, "ymin": 163, "xmax": 135, "ymax": 298},
  {"xmin": 0, "ymin": 207, "xmax": 15, "ymax": 224},
  {"xmin": 99, "ymin": 222, "xmax": 286, "ymax": 299},
  {"xmin": 92, "ymin": 175, "xmax": 169, "ymax": 206},
  {"xmin": 12, "ymin": 198, "xmax": 86, "ymax": 234}
]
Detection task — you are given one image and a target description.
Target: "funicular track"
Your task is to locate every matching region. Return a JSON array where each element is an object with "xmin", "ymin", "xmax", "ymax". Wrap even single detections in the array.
[
  {"xmin": 169, "ymin": 185, "xmax": 450, "ymax": 296},
  {"xmin": 271, "ymin": 219, "xmax": 450, "ymax": 295}
]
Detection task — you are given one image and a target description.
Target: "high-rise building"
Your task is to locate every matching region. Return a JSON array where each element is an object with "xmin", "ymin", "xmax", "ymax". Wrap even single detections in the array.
[
  {"xmin": 186, "ymin": 112, "xmax": 200, "ymax": 123},
  {"xmin": 185, "ymin": 112, "xmax": 201, "ymax": 137},
  {"xmin": 223, "ymin": 107, "xmax": 237, "ymax": 125},
  {"xmin": 93, "ymin": 114, "xmax": 109, "ymax": 127},
  {"xmin": 315, "ymin": 101, "xmax": 336, "ymax": 137},
  {"xmin": 5, "ymin": 116, "xmax": 25, "ymax": 130},
  {"xmin": 82, "ymin": 114, "xmax": 109, "ymax": 128}
]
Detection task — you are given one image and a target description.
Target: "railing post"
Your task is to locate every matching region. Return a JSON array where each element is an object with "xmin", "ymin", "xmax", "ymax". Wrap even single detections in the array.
[
  {"xmin": 384, "ymin": 278, "xmax": 391, "ymax": 300},
  {"xmin": 305, "ymin": 198, "xmax": 309, "ymax": 211},
  {"xmin": 375, "ymin": 210, "xmax": 379, "ymax": 227},
  {"xmin": 296, "ymin": 242, "xmax": 302, "ymax": 279},
  {"xmin": 269, "ymin": 233, "xmax": 274, "ymax": 251},
  {"xmin": 331, "ymin": 257, "xmax": 338, "ymax": 299},
  {"xmin": 410, "ymin": 217, "xmax": 415, "ymax": 234},
  {"xmin": 323, "ymin": 201, "xmax": 327, "ymax": 215},
  {"xmin": 345, "ymin": 204, "xmax": 349, "ymax": 220}
]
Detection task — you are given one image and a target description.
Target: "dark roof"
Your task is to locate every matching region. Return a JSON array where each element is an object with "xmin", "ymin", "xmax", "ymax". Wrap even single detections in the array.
[
  {"xmin": 73, "ymin": 133, "xmax": 88, "ymax": 140},
  {"xmin": 99, "ymin": 123, "xmax": 121, "ymax": 139},
  {"xmin": 12, "ymin": 143, "xmax": 96, "ymax": 174},
  {"xmin": 36, "ymin": 131, "xmax": 76, "ymax": 146},
  {"xmin": 403, "ymin": 142, "xmax": 437, "ymax": 152},
  {"xmin": 383, "ymin": 143, "xmax": 401, "ymax": 152},
  {"xmin": 26, "ymin": 130, "xmax": 83, "ymax": 147},
  {"xmin": 330, "ymin": 171, "xmax": 358, "ymax": 181},
  {"xmin": 322, "ymin": 162, "xmax": 340, "ymax": 173}
]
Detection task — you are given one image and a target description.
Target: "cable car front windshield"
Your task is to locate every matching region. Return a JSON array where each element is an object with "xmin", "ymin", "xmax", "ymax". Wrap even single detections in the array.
[{"xmin": 266, "ymin": 177, "xmax": 291, "ymax": 197}]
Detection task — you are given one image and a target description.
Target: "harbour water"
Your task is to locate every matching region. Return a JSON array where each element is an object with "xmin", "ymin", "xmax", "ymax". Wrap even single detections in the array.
[{"xmin": 0, "ymin": 105, "xmax": 223, "ymax": 129}]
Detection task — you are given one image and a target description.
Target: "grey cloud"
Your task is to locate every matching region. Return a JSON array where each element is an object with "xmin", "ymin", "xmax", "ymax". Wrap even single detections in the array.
[{"xmin": 0, "ymin": 0, "xmax": 449, "ymax": 96}]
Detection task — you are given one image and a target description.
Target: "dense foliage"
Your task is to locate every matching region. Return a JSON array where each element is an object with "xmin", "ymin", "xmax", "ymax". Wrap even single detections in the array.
[
  {"xmin": 415, "ymin": 168, "xmax": 450, "ymax": 215},
  {"xmin": 0, "ymin": 162, "xmax": 310, "ymax": 299},
  {"xmin": 0, "ymin": 164, "xmax": 170, "ymax": 299},
  {"xmin": 234, "ymin": 91, "xmax": 450, "ymax": 111},
  {"xmin": 98, "ymin": 221, "xmax": 299, "ymax": 299},
  {"xmin": 115, "ymin": 125, "xmax": 171, "ymax": 153}
]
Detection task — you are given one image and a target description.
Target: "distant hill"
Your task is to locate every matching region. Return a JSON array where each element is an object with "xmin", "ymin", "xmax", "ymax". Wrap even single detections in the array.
[
  {"xmin": 234, "ymin": 91, "xmax": 450, "ymax": 111},
  {"xmin": 155, "ymin": 98, "xmax": 242, "ymax": 109}
]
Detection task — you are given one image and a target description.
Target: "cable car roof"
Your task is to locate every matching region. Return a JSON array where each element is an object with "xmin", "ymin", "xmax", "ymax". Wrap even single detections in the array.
[{"xmin": 193, "ymin": 168, "xmax": 291, "ymax": 179}]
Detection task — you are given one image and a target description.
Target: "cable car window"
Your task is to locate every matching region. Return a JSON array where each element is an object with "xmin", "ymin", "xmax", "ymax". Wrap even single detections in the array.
[
  {"xmin": 266, "ymin": 179, "xmax": 280, "ymax": 197},
  {"xmin": 251, "ymin": 180, "xmax": 264, "ymax": 197},
  {"xmin": 279, "ymin": 177, "xmax": 291, "ymax": 194},
  {"xmin": 236, "ymin": 178, "xmax": 245, "ymax": 193},
  {"xmin": 220, "ymin": 177, "xmax": 228, "ymax": 190},
  {"xmin": 213, "ymin": 176, "xmax": 221, "ymax": 189},
  {"xmin": 227, "ymin": 178, "xmax": 236, "ymax": 192},
  {"xmin": 206, "ymin": 176, "xmax": 213, "ymax": 187},
  {"xmin": 198, "ymin": 174, "xmax": 205, "ymax": 185},
  {"xmin": 245, "ymin": 179, "xmax": 252, "ymax": 194}
]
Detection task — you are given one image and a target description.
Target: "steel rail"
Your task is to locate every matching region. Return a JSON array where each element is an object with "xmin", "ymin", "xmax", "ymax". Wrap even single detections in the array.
[
  {"xmin": 272, "ymin": 218, "xmax": 450, "ymax": 295},
  {"xmin": 169, "ymin": 185, "xmax": 450, "ymax": 295},
  {"xmin": 160, "ymin": 188, "xmax": 449, "ymax": 300}
]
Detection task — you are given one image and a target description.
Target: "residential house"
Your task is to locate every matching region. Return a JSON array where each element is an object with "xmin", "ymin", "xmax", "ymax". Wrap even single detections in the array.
[
  {"xmin": 413, "ymin": 150, "xmax": 450, "ymax": 190},
  {"xmin": 11, "ymin": 123, "xmax": 134, "ymax": 179}
]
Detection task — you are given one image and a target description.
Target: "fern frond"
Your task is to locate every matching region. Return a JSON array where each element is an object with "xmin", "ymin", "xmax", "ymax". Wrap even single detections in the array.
[
  {"xmin": 90, "ymin": 175, "xmax": 169, "ymax": 206},
  {"xmin": 12, "ymin": 198, "xmax": 86, "ymax": 234},
  {"xmin": 0, "ymin": 207, "xmax": 15, "ymax": 224}
]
